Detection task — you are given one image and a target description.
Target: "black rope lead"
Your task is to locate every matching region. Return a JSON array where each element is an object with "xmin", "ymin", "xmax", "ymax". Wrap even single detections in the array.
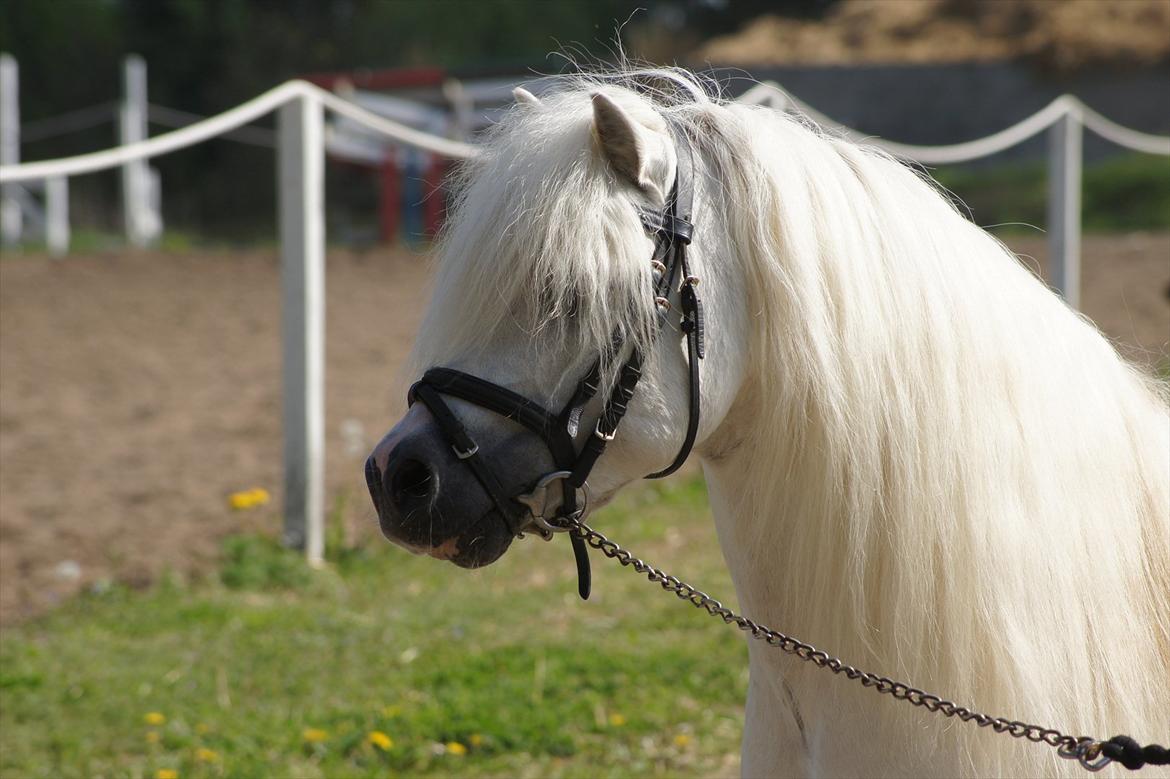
[{"xmin": 1101, "ymin": 736, "xmax": 1169, "ymax": 771}]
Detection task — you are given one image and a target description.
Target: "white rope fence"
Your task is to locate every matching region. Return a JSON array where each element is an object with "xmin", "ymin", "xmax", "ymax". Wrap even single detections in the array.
[
  {"xmin": 736, "ymin": 81, "xmax": 1170, "ymax": 162},
  {"xmin": 1, "ymin": 75, "xmax": 1166, "ymax": 564},
  {"xmin": 0, "ymin": 81, "xmax": 475, "ymax": 184}
]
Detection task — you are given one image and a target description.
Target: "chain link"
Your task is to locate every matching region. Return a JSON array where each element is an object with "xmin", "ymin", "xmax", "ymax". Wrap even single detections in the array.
[{"xmin": 564, "ymin": 518, "xmax": 1113, "ymax": 772}]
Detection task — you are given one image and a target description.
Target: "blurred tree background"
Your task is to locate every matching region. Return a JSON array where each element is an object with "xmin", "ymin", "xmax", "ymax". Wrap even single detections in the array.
[
  {"xmin": 1, "ymin": 0, "xmax": 832, "ymax": 240},
  {"xmin": 1, "ymin": 0, "xmax": 1166, "ymax": 241}
]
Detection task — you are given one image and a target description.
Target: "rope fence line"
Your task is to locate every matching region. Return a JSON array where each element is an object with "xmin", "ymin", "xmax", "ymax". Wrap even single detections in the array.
[
  {"xmin": 4, "ymin": 79, "xmax": 1167, "ymax": 180},
  {"xmin": 0, "ymin": 80, "xmax": 475, "ymax": 185},
  {"xmin": 20, "ymin": 101, "xmax": 118, "ymax": 143},
  {"xmin": 147, "ymin": 104, "xmax": 277, "ymax": 149},
  {"xmin": 19, "ymin": 102, "xmax": 278, "ymax": 149},
  {"xmin": 1078, "ymin": 103, "xmax": 1170, "ymax": 157},
  {"xmin": 3, "ymin": 78, "xmax": 1165, "ymax": 184},
  {"xmin": 735, "ymin": 81, "xmax": 1170, "ymax": 162}
]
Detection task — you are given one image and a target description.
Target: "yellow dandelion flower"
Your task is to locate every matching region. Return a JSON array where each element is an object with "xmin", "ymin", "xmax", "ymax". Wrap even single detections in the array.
[
  {"xmin": 156, "ymin": 770, "xmax": 179, "ymax": 779},
  {"xmin": 228, "ymin": 488, "xmax": 270, "ymax": 510},
  {"xmin": 446, "ymin": 741, "xmax": 467, "ymax": 756},
  {"xmin": 144, "ymin": 712, "xmax": 166, "ymax": 726},
  {"xmin": 195, "ymin": 723, "xmax": 210, "ymax": 734},
  {"xmin": 366, "ymin": 730, "xmax": 393, "ymax": 750},
  {"xmin": 145, "ymin": 731, "xmax": 160, "ymax": 744},
  {"xmin": 302, "ymin": 727, "xmax": 329, "ymax": 743},
  {"xmin": 469, "ymin": 733, "xmax": 484, "ymax": 747},
  {"xmin": 195, "ymin": 747, "xmax": 220, "ymax": 763},
  {"xmin": 228, "ymin": 492, "xmax": 252, "ymax": 509},
  {"xmin": 608, "ymin": 713, "xmax": 626, "ymax": 727},
  {"xmin": 673, "ymin": 733, "xmax": 692, "ymax": 748}
]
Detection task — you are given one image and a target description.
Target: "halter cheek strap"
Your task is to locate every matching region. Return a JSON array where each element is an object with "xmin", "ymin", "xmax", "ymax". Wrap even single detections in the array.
[{"xmin": 408, "ymin": 122, "xmax": 704, "ymax": 600}]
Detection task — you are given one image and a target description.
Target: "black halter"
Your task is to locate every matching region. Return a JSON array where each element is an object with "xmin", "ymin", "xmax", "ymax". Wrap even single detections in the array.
[{"xmin": 408, "ymin": 124, "xmax": 704, "ymax": 599}]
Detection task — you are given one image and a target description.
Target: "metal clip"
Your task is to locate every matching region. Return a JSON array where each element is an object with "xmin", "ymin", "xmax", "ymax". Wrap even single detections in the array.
[
  {"xmin": 594, "ymin": 420, "xmax": 617, "ymax": 442},
  {"xmin": 1058, "ymin": 740, "xmax": 1111, "ymax": 773},
  {"xmin": 1078, "ymin": 742, "xmax": 1112, "ymax": 772},
  {"xmin": 514, "ymin": 470, "xmax": 590, "ymax": 540},
  {"xmin": 452, "ymin": 442, "xmax": 479, "ymax": 459}
]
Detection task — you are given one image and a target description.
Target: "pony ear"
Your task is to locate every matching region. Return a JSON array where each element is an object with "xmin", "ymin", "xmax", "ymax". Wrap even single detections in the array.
[
  {"xmin": 513, "ymin": 87, "xmax": 542, "ymax": 106},
  {"xmin": 591, "ymin": 92, "xmax": 672, "ymax": 201}
]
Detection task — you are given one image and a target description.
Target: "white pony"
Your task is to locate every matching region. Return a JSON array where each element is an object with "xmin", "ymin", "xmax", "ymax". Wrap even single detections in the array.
[{"xmin": 367, "ymin": 69, "xmax": 1170, "ymax": 778}]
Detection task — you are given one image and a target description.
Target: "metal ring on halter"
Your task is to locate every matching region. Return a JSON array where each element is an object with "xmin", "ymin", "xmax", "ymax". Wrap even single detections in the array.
[
  {"xmin": 1078, "ymin": 743, "xmax": 1112, "ymax": 772},
  {"xmin": 514, "ymin": 470, "xmax": 591, "ymax": 540},
  {"xmin": 1059, "ymin": 740, "xmax": 1111, "ymax": 772}
]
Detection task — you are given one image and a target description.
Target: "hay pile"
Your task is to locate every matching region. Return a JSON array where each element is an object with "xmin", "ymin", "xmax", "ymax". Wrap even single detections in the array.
[{"xmin": 696, "ymin": 0, "xmax": 1170, "ymax": 72}]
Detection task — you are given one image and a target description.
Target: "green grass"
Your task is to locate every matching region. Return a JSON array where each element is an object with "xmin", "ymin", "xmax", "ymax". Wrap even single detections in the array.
[
  {"xmin": 932, "ymin": 153, "xmax": 1170, "ymax": 233},
  {"xmin": 0, "ymin": 477, "xmax": 748, "ymax": 779}
]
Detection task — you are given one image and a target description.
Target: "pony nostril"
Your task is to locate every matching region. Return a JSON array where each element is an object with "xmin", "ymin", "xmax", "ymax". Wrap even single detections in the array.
[{"xmin": 391, "ymin": 459, "xmax": 434, "ymax": 508}]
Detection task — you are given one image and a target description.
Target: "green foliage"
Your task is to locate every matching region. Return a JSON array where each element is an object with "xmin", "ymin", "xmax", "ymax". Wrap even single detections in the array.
[
  {"xmin": 1, "ymin": 0, "xmax": 654, "ymax": 241},
  {"xmin": 219, "ymin": 534, "xmax": 312, "ymax": 591},
  {"xmin": 0, "ymin": 476, "xmax": 748, "ymax": 778},
  {"xmin": 1082, "ymin": 154, "xmax": 1170, "ymax": 230},
  {"xmin": 933, "ymin": 153, "xmax": 1170, "ymax": 233}
]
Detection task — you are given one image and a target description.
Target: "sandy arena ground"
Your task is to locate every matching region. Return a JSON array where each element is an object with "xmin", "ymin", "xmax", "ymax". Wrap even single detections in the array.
[{"xmin": 1, "ymin": 234, "xmax": 1167, "ymax": 624}]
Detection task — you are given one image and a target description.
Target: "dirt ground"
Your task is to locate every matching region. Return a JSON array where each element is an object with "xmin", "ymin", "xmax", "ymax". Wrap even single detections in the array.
[{"xmin": 1, "ymin": 233, "xmax": 1168, "ymax": 625}]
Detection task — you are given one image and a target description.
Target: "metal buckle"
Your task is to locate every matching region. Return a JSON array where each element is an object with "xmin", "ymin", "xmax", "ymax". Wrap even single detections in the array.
[
  {"xmin": 593, "ymin": 420, "xmax": 616, "ymax": 442},
  {"xmin": 452, "ymin": 442, "xmax": 479, "ymax": 460},
  {"xmin": 514, "ymin": 470, "xmax": 590, "ymax": 541}
]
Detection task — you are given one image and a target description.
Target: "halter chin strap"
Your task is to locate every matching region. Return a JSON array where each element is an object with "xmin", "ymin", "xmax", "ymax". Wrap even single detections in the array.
[{"xmin": 408, "ymin": 122, "xmax": 704, "ymax": 600}]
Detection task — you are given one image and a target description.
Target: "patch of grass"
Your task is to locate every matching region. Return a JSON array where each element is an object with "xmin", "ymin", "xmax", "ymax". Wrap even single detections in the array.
[
  {"xmin": 0, "ymin": 476, "xmax": 747, "ymax": 778},
  {"xmin": 932, "ymin": 153, "xmax": 1170, "ymax": 233},
  {"xmin": 219, "ymin": 534, "xmax": 312, "ymax": 591}
]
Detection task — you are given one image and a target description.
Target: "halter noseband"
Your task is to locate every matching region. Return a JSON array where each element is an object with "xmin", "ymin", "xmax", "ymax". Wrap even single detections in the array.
[{"xmin": 408, "ymin": 122, "xmax": 704, "ymax": 599}]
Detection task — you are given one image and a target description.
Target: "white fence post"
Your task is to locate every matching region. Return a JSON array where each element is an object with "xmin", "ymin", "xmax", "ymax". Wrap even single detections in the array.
[
  {"xmin": 44, "ymin": 176, "xmax": 69, "ymax": 256},
  {"xmin": 1047, "ymin": 105, "xmax": 1083, "ymax": 309},
  {"xmin": 0, "ymin": 53, "xmax": 20, "ymax": 247},
  {"xmin": 121, "ymin": 54, "xmax": 161, "ymax": 247},
  {"xmin": 278, "ymin": 92, "xmax": 325, "ymax": 566}
]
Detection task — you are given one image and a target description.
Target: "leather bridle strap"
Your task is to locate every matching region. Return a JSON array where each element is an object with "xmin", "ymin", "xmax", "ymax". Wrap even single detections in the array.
[
  {"xmin": 565, "ymin": 123, "xmax": 701, "ymax": 486},
  {"xmin": 407, "ymin": 119, "xmax": 704, "ymax": 600},
  {"xmin": 408, "ymin": 369, "xmax": 578, "ymax": 535}
]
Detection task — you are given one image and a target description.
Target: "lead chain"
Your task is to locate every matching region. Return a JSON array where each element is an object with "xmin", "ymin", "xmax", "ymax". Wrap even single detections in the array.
[{"xmin": 562, "ymin": 517, "xmax": 1114, "ymax": 773}]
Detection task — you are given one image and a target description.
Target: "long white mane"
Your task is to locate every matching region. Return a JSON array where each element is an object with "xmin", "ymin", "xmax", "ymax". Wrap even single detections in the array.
[
  {"xmin": 704, "ymin": 85, "xmax": 1170, "ymax": 776},
  {"xmin": 414, "ymin": 70, "xmax": 1170, "ymax": 776}
]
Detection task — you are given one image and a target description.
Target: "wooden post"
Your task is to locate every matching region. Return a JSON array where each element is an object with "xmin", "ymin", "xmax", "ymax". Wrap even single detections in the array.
[
  {"xmin": 278, "ymin": 92, "xmax": 325, "ymax": 566},
  {"xmin": 1047, "ymin": 107, "xmax": 1082, "ymax": 309},
  {"xmin": 121, "ymin": 54, "xmax": 159, "ymax": 247},
  {"xmin": 45, "ymin": 176, "xmax": 69, "ymax": 256},
  {"xmin": 0, "ymin": 53, "xmax": 20, "ymax": 247}
]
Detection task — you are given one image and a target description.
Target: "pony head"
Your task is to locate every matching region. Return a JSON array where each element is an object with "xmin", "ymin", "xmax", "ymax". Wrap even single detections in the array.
[{"xmin": 365, "ymin": 73, "xmax": 748, "ymax": 567}]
